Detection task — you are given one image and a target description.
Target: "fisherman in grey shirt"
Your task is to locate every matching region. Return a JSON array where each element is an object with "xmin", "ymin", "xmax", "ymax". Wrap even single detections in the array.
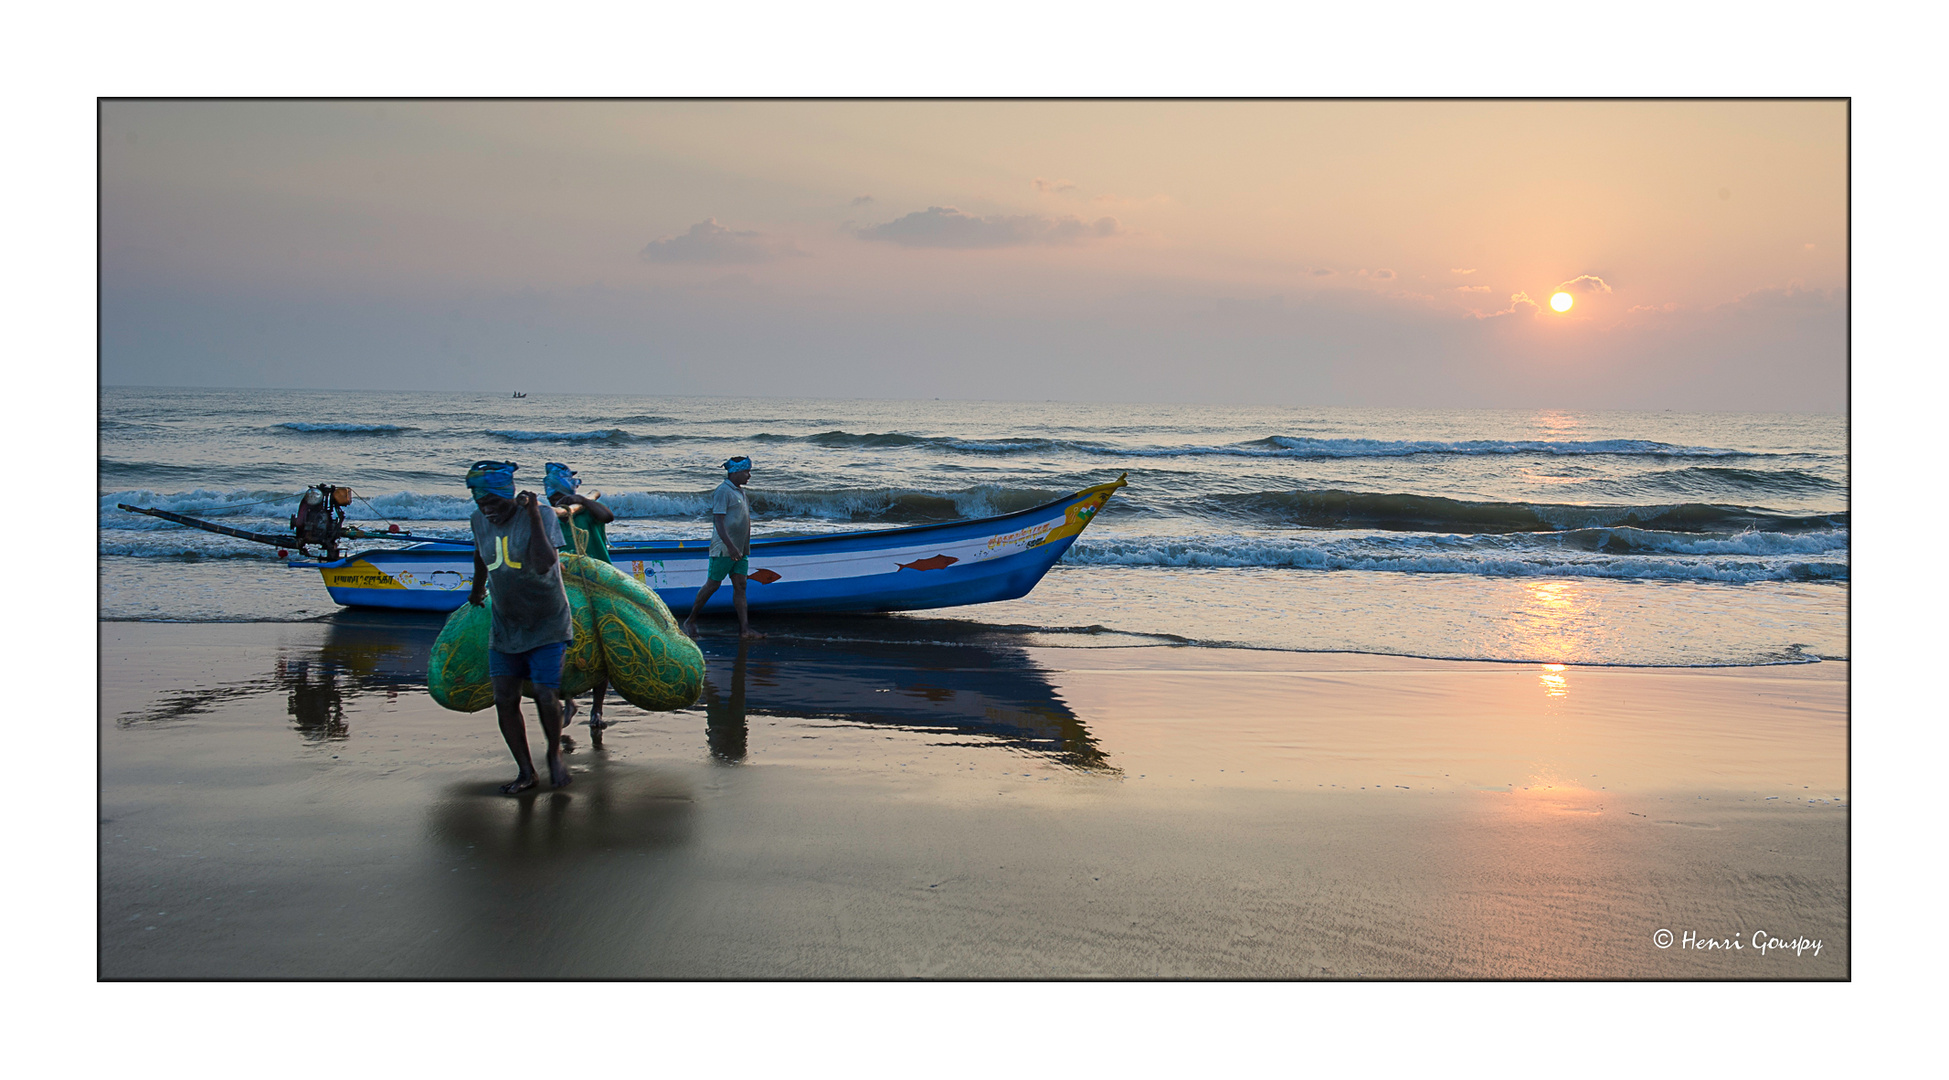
[
  {"xmin": 465, "ymin": 460, "xmax": 574, "ymax": 794},
  {"xmin": 681, "ymin": 455, "xmax": 764, "ymax": 640}
]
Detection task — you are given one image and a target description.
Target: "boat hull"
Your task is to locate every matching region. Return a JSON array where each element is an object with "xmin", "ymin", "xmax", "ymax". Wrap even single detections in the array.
[{"xmin": 299, "ymin": 477, "xmax": 1125, "ymax": 615}]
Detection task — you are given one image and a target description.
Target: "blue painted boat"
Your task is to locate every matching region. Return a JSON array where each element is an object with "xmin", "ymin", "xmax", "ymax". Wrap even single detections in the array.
[{"xmin": 288, "ymin": 474, "xmax": 1128, "ymax": 614}]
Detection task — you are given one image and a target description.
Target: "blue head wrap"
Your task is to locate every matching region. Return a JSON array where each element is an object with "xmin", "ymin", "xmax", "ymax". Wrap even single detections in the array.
[
  {"xmin": 724, "ymin": 456, "xmax": 753, "ymax": 474},
  {"xmin": 465, "ymin": 460, "xmax": 518, "ymax": 501},
  {"xmin": 544, "ymin": 462, "xmax": 580, "ymax": 499}
]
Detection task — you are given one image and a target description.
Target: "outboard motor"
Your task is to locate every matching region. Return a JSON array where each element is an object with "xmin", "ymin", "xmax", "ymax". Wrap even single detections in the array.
[{"xmin": 291, "ymin": 484, "xmax": 352, "ymax": 558}]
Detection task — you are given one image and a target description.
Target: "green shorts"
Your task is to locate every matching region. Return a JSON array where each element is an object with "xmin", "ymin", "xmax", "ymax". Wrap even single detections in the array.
[{"xmin": 706, "ymin": 555, "xmax": 749, "ymax": 582}]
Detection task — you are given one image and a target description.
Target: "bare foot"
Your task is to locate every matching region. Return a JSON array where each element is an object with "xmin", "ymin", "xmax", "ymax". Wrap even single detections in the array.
[
  {"xmin": 740, "ymin": 628, "xmax": 766, "ymax": 640},
  {"xmin": 549, "ymin": 757, "xmax": 572, "ymax": 788},
  {"xmin": 559, "ymin": 734, "xmax": 575, "ymax": 754},
  {"xmin": 501, "ymin": 771, "xmax": 538, "ymax": 795},
  {"xmin": 562, "ymin": 697, "xmax": 578, "ymax": 724},
  {"xmin": 588, "ymin": 709, "xmax": 606, "ymax": 731},
  {"xmin": 680, "ymin": 618, "xmax": 699, "ymax": 640}
]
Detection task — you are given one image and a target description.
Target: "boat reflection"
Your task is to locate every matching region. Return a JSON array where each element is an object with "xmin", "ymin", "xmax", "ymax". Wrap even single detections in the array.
[
  {"xmin": 115, "ymin": 611, "xmax": 1106, "ymax": 769},
  {"xmin": 689, "ymin": 621, "xmax": 1109, "ymax": 771},
  {"xmin": 114, "ymin": 611, "xmax": 443, "ymax": 741}
]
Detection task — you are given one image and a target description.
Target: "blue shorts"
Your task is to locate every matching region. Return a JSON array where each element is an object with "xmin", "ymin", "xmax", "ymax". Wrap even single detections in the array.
[
  {"xmin": 488, "ymin": 641, "xmax": 567, "ymax": 688},
  {"xmin": 707, "ymin": 556, "xmax": 749, "ymax": 582}
]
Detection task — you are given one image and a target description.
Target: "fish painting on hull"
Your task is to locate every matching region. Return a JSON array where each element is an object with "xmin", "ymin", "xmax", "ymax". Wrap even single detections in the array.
[
  {"xmin": 747, "ymin": 568, "xmax": 782, "ymax": 584},
  {"xmin": 897, "ymin": 554, "xmax": 959, "ymax": 572}
]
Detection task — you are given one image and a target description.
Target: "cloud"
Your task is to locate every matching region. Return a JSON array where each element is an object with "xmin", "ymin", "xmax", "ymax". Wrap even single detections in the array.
[
  {"xmin": 1355, "ymin": 268, "xmax": 1397, "ymax": 281},
  {"xmin": 854, "ymin": 205, "xmax": 1122, "ymax": 248},
  {"xmin": 851, "ymin": 195, "xmax": 875, "ymax": 206},
  {"xmin": 1553, "ymin": 274, "xmax": 1612, "ymax": 295},
  {"xmin": 1456, "ymin": 284, "xmax": 1491, "ymax": 293},
  {"xmin": 1032, "ymin": 177, "xmax": 1078, "ymax": 194},
  {"xmin": 1451, "ymin": 268, "xmax": 1477, "ymax": 275},
  {"xmin": 1628, "ymin": 302, "xmax": 1678, "ymax": 314},
  {"xmin": 1309, "ymin": 268, "xmax": 1336, "ymax": 277},
  {"xmin": 1710, "ymin": 282, "xmax": 1839, "ymax": 314},
  {"xmin": 640, "ymin": 219, "xmax": 803, "ymax": 264},
  {"xmin": 1471, "ymin": 291, "xmax": 1542, "ymax": 320}
]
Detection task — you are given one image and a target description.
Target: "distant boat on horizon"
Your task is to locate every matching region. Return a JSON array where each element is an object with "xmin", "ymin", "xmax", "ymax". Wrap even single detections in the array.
[{"xmin": 511, "ymin": 391, "xmax": 527, "ymax": 398}]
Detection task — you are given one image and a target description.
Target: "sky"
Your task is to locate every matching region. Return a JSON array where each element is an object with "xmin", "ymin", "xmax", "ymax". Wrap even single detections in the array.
[{"xmin": 100, "ymin": 100, "xmax": 1846, "ymax": 411}]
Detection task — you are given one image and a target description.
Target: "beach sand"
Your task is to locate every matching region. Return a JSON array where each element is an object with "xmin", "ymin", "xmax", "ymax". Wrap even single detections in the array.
[{"xmin": 99, "ymin": 619, "xmax": 1847, "ymax": 979}]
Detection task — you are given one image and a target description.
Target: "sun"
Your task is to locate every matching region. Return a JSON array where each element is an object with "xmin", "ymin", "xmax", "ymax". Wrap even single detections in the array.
[{"xmin": 1550, "ymin": 291, "xmax": 1574, "ymax": 312}]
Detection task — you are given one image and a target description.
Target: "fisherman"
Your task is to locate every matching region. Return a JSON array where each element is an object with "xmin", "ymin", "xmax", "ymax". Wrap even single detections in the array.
[
  {"xmin": 681, "ymin": 455, "xmax": 764, "ymax": 641},
  {"xmin": 545, "ymin": 461, "xmax": 615, "ymax": 730},
  {"xmin": 465, "ymin": 460, "xmax": 574, "ymax": 794}
]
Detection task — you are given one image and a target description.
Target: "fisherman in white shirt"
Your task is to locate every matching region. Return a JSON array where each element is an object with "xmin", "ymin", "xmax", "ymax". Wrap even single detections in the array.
[{"xmin": 681, "ymin": 456, "xmax": 765, "ymax": 641}]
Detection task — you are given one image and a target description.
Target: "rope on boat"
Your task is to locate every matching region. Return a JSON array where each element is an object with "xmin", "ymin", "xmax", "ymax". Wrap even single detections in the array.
[{"xmin": 352, "ymin": 491, "xmax": 395, "ymax": 527}]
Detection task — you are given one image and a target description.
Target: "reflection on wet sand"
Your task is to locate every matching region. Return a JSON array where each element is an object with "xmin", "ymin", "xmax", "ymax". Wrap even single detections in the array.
[
  {"xmin": 420, "ymin": 759, "xmax": 698, "ymax": 977},
  {"xmin": 691, "ymin": 629, "xmax": 1109, "ymax": 770},
  {"xmin": 1538, "ymin": 663, "xmax": 1569, "ymax": 699},
  {"xmin": 115, "ymin": 610, "xmax": 1108, "ymax": 769},
  {"xmin": 704, "ymin": 644, "xmax": 749, "ymax": 762},
  {"xmin": 115, "ymin": 612, "xmax": 442, "ymax": 740},
  {"xmin": 427, "ymin": 758, "xmax": 695, "ymax": 863}
]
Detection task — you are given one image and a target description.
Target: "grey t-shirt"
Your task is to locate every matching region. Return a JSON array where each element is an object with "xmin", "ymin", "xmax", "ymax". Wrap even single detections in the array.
[
  {"xmin": 709, "ymin": 479, "xmax": 751, "ymax": 558},
  {"xmin": 470, "ymin": 504, "xmax": 572, "ymax": 654}
]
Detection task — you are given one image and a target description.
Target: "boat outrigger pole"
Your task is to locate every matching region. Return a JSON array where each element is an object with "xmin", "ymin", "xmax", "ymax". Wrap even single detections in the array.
[
  {"xmin": 116, "ymin": 504, "xmax": 304, "ymax": 549},
  {"xmin": 118, "ymin": 483, "xmax": 470, "ymax": 559}
]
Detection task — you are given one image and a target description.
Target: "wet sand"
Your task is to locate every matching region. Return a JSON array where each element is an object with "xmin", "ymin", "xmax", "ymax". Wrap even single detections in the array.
[{"xmin": 99, "ymin": 618, "xmax": 1847, "ymax": 979}]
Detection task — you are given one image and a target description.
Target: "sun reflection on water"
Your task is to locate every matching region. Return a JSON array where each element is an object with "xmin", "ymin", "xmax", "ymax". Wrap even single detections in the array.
[
  {"xmin": 1509, "ymin": 580, "xmax": 1598, "ymax": 666},
  {"xmin": 1533, "ymin": 409, "xmax": 1581, "ymax": 439}
]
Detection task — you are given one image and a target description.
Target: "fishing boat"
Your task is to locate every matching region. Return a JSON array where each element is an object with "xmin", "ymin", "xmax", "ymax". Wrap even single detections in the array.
[{"xmin": 119, "ymin": 475, "xmax": 1128, "ymax": 615}]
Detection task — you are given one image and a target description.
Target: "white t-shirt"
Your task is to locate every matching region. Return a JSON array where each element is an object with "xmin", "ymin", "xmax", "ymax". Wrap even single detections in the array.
[{"xmin": 709, "ymin": 478, "xmax": 751, "ymax": 558}]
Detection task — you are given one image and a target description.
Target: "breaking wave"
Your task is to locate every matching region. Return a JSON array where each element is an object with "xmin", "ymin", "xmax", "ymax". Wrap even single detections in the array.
[
  {"xmin": 1624, "ymin": 466, "xmax": 1847, "ymax": 499},
  {"xmin": 487, "ymin": 428, "xmax": 645, "ymax": 444},
  {"xmin": 1245, "ymin": 436, "xmax": 1757, "ymax": 459},
  {"xmin": 758, "ymin": 431, "xmax": 1770, "ymax": 461},
  {"xmin": 1197, "ymin": 489, "xmax": 1847, "ymax": 535},
  {"xmin": 102, "ymin": 489, "xmax": 304, "ymax": 524},
  {"xmin": 750, "ymin": 486, "xmax": 1062, "ymax": 523},
  {"xmin": 277, "ymin": 422, "xmax": 413, "ymax": 433},
  {"xmin": 1063, "ymin": 534, "xmax": 1849, "ymax": 583}
]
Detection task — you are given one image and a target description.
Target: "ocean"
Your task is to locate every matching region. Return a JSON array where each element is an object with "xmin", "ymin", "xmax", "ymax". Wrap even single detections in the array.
[{"xmin": 98, "ymin": 387, "xmax": 1847, "ymax": 668}]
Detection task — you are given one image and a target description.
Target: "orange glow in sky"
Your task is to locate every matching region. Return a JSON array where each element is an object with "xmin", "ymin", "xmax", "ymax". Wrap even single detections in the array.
[{"xmin": 97, "ymin": 100, "xmax": 1847, "ymax": 408}]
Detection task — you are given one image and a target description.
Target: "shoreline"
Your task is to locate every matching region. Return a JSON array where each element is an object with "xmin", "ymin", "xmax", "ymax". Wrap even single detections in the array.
[
  {"xmin": 100, "ymin": 620, "xmax": 1848, "ymax": 979},
  {"xmin": 93, "ymin": 607, "xmax": 1851, "ymax": 669}
]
